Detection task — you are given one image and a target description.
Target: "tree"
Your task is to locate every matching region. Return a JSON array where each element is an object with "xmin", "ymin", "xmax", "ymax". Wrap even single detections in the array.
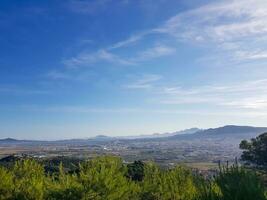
[
  {"xmin": 141, "ymin": 162, "xmax": 198, "ymax": 200},
  {"xmin": 13, "ymin": 159, "xmax": 47, "ymax": 200},
  {"xmin": 0, "ymin": 167, "xmax": 14, "ymax": 199},
  {"xmin": 240, "ymin": 132, "xmax": 267, "ymax": 170},
  {"xmin": 78, "ymin": 156, "xmax": 140, "ymax": 200},
  {"xmin": 215, "ymin": 164, "xmax": 266, "ymax": 200},
  {"xmin": 195, "ymin": 164, "xmax": 266, "ymax": 200},
  {"xmin": 46, "ymin": 163, "xmax": 83, "ymax": 200},
  {"xmin": 127, "ymin": 161, "xmax": 145, "ymax": 181},
  {"xmin": 0, "ymin": 156, "xmax": 266, "ymax": 199}
]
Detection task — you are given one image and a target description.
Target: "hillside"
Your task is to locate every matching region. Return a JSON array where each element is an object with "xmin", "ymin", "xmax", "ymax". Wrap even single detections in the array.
[
  {"xmin": 197, "ymin": 125, "xmax": 267, "ymax": 135},
  {"xmin": 169, "ymin": 125, "xmax": 267, "ymax": 140}
]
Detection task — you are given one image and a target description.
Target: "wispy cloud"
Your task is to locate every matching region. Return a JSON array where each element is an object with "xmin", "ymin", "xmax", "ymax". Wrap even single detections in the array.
[
  {"xmin": 63, "ymin": 49, "xmax": 135, "ymax": 68},
  {"xmin": 136, "ymin": 45, "xmax": 176, "ymax": 61},
  {"xmin": 107, "ymin": 31, "xmax": 151, "ymax": 50},
  {"xmin": 63, "ymin": 44, "xmax": 175, "ymax": 69},
  {"xmin": 125, "ymin": 74, "xmax": 162, "ymax": 89},
  {"xmin": 154, "ymin": 0, "xmax": 267, "ymax": 62},
  {"xmin": 159, "ymin": 79, "xmax": 267, "ymax": 110},
  {"xmin": 55, "ymin": 0, "xmax": 267, "ymax": 84},
  {"xmin": 4, "ymin": 104, "xmax": 267, "ymax": 118},
  {"xmin": 235, "ymin": 50, "xmax": 267, "ymax": 61},
  {"xmin": 157, "ymin": 0, "xmax": 267, "ymax": 40},
  {"xmin": 163, "ymin": 79, "xmax": 267, "ymax": 95},
  {"xmin": 103, "ymin": 0, "xmax": 267, "ymax": 63},
  {"xmin": 222, "ymin": 99, "xmax": 267, "ymax": 109}
]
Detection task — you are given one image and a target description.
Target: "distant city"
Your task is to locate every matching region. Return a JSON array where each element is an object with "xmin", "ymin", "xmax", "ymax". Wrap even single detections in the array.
[{"xmin": 1, "ymin": 125, "xmax": 266, "ymax": 170}]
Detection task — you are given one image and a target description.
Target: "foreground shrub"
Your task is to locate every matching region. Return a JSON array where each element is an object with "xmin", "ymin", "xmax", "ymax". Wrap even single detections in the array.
[
  {"xmin": 141, "ymin": 162, "xmax": 197, "ymax": 200},
  {"xmin": 127, "ymin": 161, "xmax": 145, "ymax": 182},
  {"xmin": 196, "ymin": 164, "xmax": 266, "ymax": 200},
  {"xmin": 79, "ymin": 156, "xmax": 140, "ymax": 200},
  {"xmin": 0, "ymin": 167, "xmax": 14, "ymax": 199},
  {"xmin": 194, "ymin": 177, "xmax": 222, "ymax": 200},
  {"xmin": 215, "ymin": 164, "xmax": 266, "ymax": 200},
  {"xmin": 46, "ymin": 164, "xmax": 83, "ymax": 200},
  {"xmin": 12, "ymin": 159, "xmax": 47, "ymax": 200},
  {"xmin": 0, "ymin": 156, "xmax": 266, "ymax": 200}
]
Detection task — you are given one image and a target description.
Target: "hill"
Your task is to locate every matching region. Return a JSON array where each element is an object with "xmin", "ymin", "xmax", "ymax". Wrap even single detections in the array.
[
  {"xmin": 0, "ymin": 138, "xmax": 18, "ymax": 142},
  {"xmin": 169, "ymin": 125, "xmax": 267, "ymax": 140},
  {"xmin": 198, "ymin": 125, "xmax": 267, "ymax": 135}
]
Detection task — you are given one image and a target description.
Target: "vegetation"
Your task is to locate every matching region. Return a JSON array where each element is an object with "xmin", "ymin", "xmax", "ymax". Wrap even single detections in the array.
[
  {"xmin": 240, "ymin": 132, "xmax": 267, "ymax": 187},
  {"xmin": 240, "ymin": 132, "xmax": 267, "ymax": 170},
  {"xmin": 0, "ymin": 156, "xmax": 266, "ymax": 200},
  {"xmin": 127, "ymin": 160, "xmax": 144, "ymax": 182}
]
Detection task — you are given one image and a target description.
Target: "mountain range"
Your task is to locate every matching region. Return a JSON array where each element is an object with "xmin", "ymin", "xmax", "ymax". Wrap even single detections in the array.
[{"xmin": 0, "ymin": 125, "xmax": 266, "ymax": 144}]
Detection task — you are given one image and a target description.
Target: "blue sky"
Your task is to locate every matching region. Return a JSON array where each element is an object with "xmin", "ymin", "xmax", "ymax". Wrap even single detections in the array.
[{"xmin": 1, "ymin": 0, "xmax": 267, "ymax": 139}]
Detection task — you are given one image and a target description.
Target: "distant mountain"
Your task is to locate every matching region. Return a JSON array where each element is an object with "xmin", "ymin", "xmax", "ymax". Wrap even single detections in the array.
[
  {"xmin": 94, "ymin": 135, "xmax": 109, "ymax": 138},
  {"xmin": 1, "ymin": 125, "xmax": 266, "ymax": 144},
  {"xmin": 0, "ymin": 138, "xmax": 40, "ymax": 146},
  {"xmin": 91, "ymin": 135, "xmax": 114, "ymax": 141},
  {"xmin": 198, "ymin": 125, "xmax": 267, "ymax": 135},
  {"xmin": 169, "ymin": 125, "xmax": 267, "ymax": 141},
  {"xmin": 0, "ymin": 138, "xmax": 18, "ymax": 142},
  {"xmin": 119, "ymin": 128, "xmax": 201, "ymax": 139},
  {"xmin": 170, "ymin": 128, "xmax": 201, "ymax": 136}
]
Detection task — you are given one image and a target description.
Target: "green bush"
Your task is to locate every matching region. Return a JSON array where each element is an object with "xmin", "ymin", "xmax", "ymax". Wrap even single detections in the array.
[
  {"xmin": 0, "ymin": 167, "xmax": 14, "ymax": 200},
  {"xmin": 141, "ymin": 162, "xmax": 197, "ymax": 200},
  {"xmin": 127, "ymin": 161, "xmax": 144, "ymax": 182},
  {"xmin": 194, "ymin": 175, "xmax": 222, "ymax": 200},
  {"xmin": 0, "ymin": 156, "xmax": 265, "ymax": 200},
  {"xmin": 46, "ymin": 164, "xmax": 83, "ymax": 200},
  {"xmin": 12, "ymin": 159, "xmax": 46, "ymax": 200},
  {"xmin": 215, "ymin": 164, "xmax": 266, "ymax": 200},
  {"xmin": 196, "ymin": 164, "xmax": 266, "ymax": 200},
  {"xmin": 78, "ymin": 156, "xmax": 140, "ymax": 200}
]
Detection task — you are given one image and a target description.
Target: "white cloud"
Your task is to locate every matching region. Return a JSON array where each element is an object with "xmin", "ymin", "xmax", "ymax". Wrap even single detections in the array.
[
  {"xmin": 57, "ymin": 0, "xmax": 267, "ymax": 84},
  {"xmin": 136, "ymin": 45, "xmax": 176, "ymax": 61},
  {"xmin": 163, "ymin": 79, "xmax": 267, "ymax": 95},
  {"xmin": 235, "ymin": 50, "xmax": 267, "ymax": 61},
  {"xmin": 154, "ymin": 0, "xmax": 267, "ymax": 62},
  {"xmin": 64, "ymin": 44, "xmax": 175, "ymax": 68},
  {"xmin": 158, "ymin": 0, "xmax": 267, "ymax": 39},
  {"xmin": 63, "ymin": 49, "xmax": 135, "ymax": 68},
  {"xmin": 222, "ymin": 99, "xmax": 267, "ymax": 109},
  {"xmin": 159, "ymin": 79, "xmax": 267, "ymax": 110},
  {"xmin": 5, "ymin": 104, "xmax": 267, "ymax": 118},
  {"xmin": 104, "ymin": 0, "xmax": 267, "ymax": 63},
  {"xmin": 107, "ymin": 31, "xmax": 151, "ymax": 50},
  {"xmin": 125, "ymin": 74, "xmax": 162, "ymax": 89}
]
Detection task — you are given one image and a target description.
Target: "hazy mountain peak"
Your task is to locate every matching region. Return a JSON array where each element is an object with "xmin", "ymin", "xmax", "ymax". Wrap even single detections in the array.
[
  {"xmin": 0, "ymin": 138, "xmax": 18, "ymax": 142},
  {"xmin": 199, "ymin": 125, "xmax": 267, "ymax": 135}
]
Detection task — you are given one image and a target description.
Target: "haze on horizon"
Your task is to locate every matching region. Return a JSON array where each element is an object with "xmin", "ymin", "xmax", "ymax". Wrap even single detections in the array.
[{"xmin": 1, "ymin": 0, "xmax": 267, "ymax": 140}]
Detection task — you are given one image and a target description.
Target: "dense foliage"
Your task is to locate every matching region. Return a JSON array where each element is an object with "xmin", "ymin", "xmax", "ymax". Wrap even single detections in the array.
[
  {"xmin": 127, "ymin": 161, "xmax": 144, "ymax": 182},
  {"xmin": 0, "ymin": 156, "xmax": 266, "ymax": 200},
  {"xmin": 240, "ymin": 132, "xmax": 267, "ymax": 170}
]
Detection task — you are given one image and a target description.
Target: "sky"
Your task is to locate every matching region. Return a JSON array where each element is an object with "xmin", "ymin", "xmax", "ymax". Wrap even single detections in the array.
[{"xmin": 1, "ymin": 0, "xmax": 267, "ymax": 140}]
